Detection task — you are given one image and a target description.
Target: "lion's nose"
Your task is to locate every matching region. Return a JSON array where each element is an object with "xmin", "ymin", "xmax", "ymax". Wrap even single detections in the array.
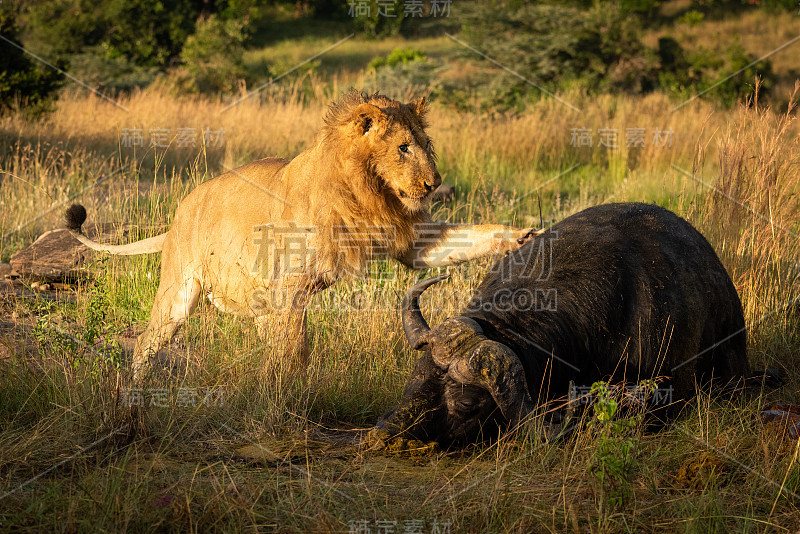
[{"xmin": 425, "ymin": 172, "xmax": 442, "ymax": 191}]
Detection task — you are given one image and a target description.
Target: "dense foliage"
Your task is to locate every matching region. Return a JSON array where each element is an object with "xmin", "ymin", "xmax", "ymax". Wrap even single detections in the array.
[
  {"xmin": 0, "ymin": 7, "xmax": 64, "ymax": 116},
  {"xmin": 459, "ymin": 0, "xmax": 777, "ymax": 109},
  {"xmin": 0, "ymin": 0, "xmax": 792, "ymax": 112}
]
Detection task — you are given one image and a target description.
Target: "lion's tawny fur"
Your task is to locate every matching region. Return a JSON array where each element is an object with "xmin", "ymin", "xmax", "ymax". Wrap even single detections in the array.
[{"xmin": 66, "ymin": 90, "xmax": 533, "ymax": 378}]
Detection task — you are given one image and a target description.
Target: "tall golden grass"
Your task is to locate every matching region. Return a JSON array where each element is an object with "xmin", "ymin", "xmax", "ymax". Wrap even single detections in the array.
[
  {"xmin": 0, "ymin": 80, "xmax": 754, "ymax": 249},
  {"xmin": 1, "ymin": 80, "xmax": 800, "ymax": 531}
]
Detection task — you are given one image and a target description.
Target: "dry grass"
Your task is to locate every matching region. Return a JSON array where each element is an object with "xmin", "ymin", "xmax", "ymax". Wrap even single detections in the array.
[
  {"xmin": 0, "ymin": 79, "xmax": 742, "ymax": 255},
  {"xmin": 1, "ymin": 76, "xmax": 800, "ymax": 532}
]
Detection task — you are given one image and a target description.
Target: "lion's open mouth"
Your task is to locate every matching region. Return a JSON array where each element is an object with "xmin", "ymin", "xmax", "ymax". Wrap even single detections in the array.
[{"xmin": 399, "ymin": 189, "xmax": 430, "ymax": 201}]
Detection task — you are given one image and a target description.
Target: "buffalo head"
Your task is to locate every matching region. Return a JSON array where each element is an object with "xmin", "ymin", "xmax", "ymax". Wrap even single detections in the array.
[{"xmin": 366, "ymin": 275, "xmax": 557, "ymax": 448}]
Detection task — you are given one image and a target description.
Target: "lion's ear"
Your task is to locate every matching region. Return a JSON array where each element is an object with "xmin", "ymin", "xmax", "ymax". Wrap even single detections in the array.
[
  {"xmin": 351, "ymin": 103, "xmax": 386, "ymax": 136},
  {"xmin": 410, "ymin": 96, "xmax": 429, "ymax": 126}
]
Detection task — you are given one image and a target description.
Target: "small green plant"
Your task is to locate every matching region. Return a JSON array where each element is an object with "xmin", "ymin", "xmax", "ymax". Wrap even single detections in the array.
[
  {"xmin": 32, "ymin": 258, "xmax": 124, "ymax": 375},
  {"xmin": 32, "ymin": 301, "xmax": 80, "ymax": 359},
  {"xmin": 83, "ymin": 257, "xmax": 125, "ymax": 370},
  {"xmin": 588, "ymin": 379, "xmax": 658, "ymax": 517},
  {"xmin": 678, "ymin": 10, "xmax": 705, "ymax": 26}
]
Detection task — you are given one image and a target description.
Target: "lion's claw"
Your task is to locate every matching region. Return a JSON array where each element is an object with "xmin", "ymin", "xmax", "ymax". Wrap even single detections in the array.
[{"xmin": 516, "ymin": 228, "xmax": 543, "ymax": 246}]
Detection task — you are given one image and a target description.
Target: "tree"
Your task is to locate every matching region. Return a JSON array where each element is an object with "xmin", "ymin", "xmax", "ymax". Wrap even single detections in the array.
[
  {"xmin": 0, "ymin": 6, "xmax": 64, "ymax": 115},
  {"xmin": 26, "ymin": 0, "xmax": 201, "ymax": 68}
]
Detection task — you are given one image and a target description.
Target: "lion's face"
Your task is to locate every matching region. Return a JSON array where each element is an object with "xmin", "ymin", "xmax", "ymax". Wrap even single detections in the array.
[
  {"xmin": 372, "ymin": 108, "xmax": 441, "ymax": 212},
  {"xmin": 345, "ymin": 96, "xmax": 442, "ymax": 212}
]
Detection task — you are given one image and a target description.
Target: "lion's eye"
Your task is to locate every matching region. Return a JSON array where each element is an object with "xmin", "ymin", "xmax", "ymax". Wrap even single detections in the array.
[{"xmin": 399, "ymin": 144, "xmax": 409, "ymax": 153}]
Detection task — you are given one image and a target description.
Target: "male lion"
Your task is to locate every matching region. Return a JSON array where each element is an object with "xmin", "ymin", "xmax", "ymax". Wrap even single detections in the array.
[{"xmin": 66, "ymin": 90, "xmax": 537, "ymax": 379}]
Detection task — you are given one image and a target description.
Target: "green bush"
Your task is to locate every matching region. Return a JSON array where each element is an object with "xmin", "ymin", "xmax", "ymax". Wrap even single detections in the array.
[
  {"xmin": 453, "ymin": 1, "xmax": 777, "ymax": 111},
  {"xmin": 67, "ymin": 45, "xmax": 160, "ymax": 92},
  {"xmin": 677, "ymin": 9, "xmax": 705, "ymax": 26},
  {"xmin": 26, "ymin": 0, "xmax": 200, "ymax": 68},
  {"xmin": 0, "ymin": 7, "xmax": 64, "ymax": 116},
  {"xmin": 657, "ymin": 38, "xmax": 774, "ymax": 106},
  {"xmin": 368, "ymin": 47, "xmax": 426, "ymax": 71},
  {"xmin": 690, "ymin": 42, "xmax": 775, "ymax": 106},
  {"xmin": 23, "ymin": 0, "xmax": 260, "ymax": 93},
  {"xmin": 458, "ymin": 2, "xmax": 656, "ymax": 111},
  {"xmin": 178, "ymin": 15, "xmax": 249, "ymax": 94}
]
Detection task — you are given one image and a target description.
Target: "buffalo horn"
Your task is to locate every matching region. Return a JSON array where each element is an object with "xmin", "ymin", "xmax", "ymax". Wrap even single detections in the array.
[{"xmin": 402, "ymin": 274, "xmax": 449, "ymax": 350}]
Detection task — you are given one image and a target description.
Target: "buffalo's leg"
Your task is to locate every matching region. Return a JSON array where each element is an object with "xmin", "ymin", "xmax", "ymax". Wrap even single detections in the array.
[{"xmin": 133, "ymin": 274, "xmax": 202, "ymax": 380}]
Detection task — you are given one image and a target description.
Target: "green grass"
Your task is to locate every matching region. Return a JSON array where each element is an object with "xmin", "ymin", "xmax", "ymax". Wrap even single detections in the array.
[
  {"xmin": 2, "ymin": 10, "xmax": 800, "ymax": 529},
  {"xmin": 243, "ymin": 35, "xmax": 456, "ymax": 80}
]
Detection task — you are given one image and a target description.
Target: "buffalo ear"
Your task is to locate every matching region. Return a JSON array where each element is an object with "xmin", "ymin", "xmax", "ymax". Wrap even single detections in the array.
[
  {"xmin": 351, "ymin": 103, "xmax": 387, "ymax": 136},
  {"xmin": 450, "ymin": 340, "xmax": 536, "ymax": 427}
]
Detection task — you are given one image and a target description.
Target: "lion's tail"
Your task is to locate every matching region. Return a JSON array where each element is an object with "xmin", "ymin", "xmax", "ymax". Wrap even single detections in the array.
[{"xmin": 65, "ymin": 204, "xmax": 167, "ymax": 256}]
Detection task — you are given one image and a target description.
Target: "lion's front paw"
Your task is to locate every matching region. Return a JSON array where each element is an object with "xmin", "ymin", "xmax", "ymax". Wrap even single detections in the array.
[
  {"xmin": 516, "ymin": 228, "xmax": 544, "ymax": 246},
  {"xmin": 496, "ymin": 228, "xmax": 543, "ymax": 254}
]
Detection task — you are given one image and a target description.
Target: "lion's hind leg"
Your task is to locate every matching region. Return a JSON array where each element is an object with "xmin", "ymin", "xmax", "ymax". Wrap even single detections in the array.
[{"xmin": 133, "ymin": 274, "xmax": 202, "ymax": 380}]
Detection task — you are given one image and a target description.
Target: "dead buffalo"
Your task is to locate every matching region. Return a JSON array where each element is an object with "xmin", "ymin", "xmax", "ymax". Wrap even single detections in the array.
[{"xmin": 367, "ymin": 202, "xmax": 753, "ymax": 447}]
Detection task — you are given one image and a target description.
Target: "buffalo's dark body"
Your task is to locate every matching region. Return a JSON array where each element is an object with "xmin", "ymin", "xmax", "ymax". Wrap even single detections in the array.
[
  {"xmin": 380, "ymin": 203, "xmax": 750, "ymax": 445},
  {"xmin": 468, "ymin": 201, "xmax": 748, "ymax": 404}
]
